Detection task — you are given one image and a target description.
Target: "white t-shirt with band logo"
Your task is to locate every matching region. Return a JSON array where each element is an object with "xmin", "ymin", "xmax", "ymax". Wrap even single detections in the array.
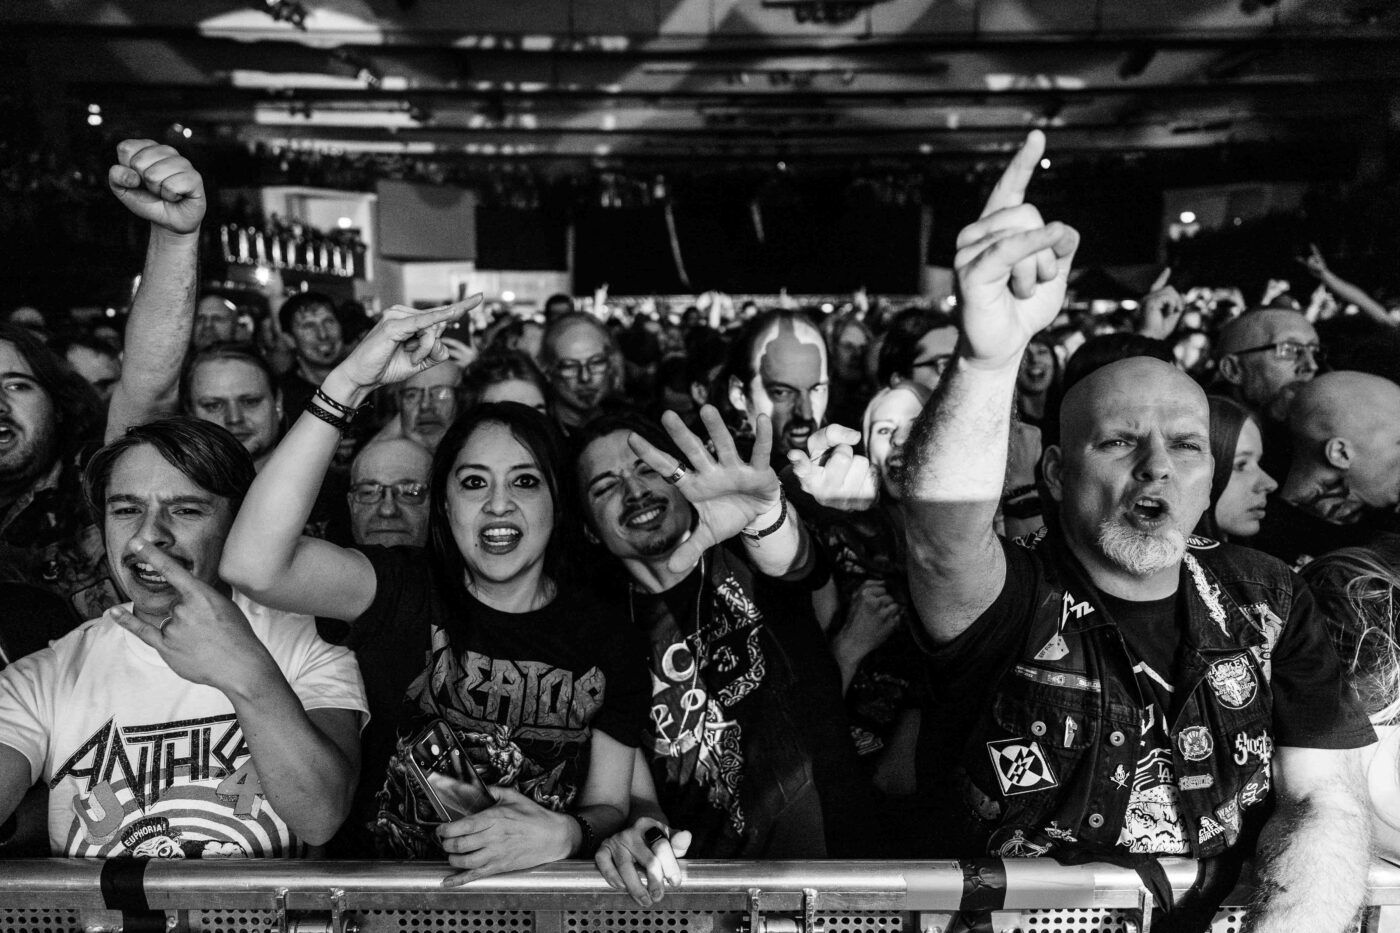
[{"xmin": 0, "ymin": 592, "xmax": 367, "ymax": 858}]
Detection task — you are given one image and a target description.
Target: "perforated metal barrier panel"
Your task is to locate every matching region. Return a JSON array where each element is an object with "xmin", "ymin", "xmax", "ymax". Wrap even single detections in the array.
[{"xmin": 0, "ymin": 861, "xmax": 1391, "ymax": 933}]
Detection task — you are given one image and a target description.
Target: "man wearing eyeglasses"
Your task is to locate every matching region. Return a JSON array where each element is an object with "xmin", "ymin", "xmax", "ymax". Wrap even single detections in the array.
[
  {"xmin": 347, "ymin": 439, "xmax": 432, "ymax": 548},
  {"xmin": 396, "ymin": 362, "xmax": 463, "ymax": 453},
  {"xmin": 542, "ymin": 313, "xmax": 619, "ymax": 433}
]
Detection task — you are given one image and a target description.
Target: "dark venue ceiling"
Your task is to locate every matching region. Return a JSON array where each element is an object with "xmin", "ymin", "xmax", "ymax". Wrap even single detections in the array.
[{"xmin": 3, "ymin": 0, "xmax": 1398, "ymax": 167}]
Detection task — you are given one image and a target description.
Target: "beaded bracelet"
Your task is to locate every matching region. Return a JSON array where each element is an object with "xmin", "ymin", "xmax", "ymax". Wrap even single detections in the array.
[{"xmin": 571, "ymin": 813, "xmax": 600, "ymax": 858}]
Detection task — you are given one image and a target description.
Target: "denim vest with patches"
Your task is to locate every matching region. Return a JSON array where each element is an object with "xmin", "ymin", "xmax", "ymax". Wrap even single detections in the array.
[{"xmin": 958, "ymin": 530, "xmax": 1286, "ymax": 860}]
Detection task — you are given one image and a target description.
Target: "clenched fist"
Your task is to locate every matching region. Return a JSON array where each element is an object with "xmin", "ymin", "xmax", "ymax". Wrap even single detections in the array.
[{"xmin": 108, "ymin": 139, "xmax": 206, "ymax": 235}]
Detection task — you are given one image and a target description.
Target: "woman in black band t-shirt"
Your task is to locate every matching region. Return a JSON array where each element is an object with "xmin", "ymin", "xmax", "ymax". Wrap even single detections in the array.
[{"xmin": 223, "ymin": 299, "xmax": 643, "ymax": 883}]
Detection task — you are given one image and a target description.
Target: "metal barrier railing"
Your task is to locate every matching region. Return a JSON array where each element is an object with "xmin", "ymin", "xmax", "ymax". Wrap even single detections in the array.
[{"xmin": 0, "ymin": 859, "xmax": 1396, "ymax": 933}]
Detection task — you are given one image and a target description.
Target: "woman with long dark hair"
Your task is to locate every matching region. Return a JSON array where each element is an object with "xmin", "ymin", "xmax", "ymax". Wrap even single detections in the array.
[{"xmin": 222, "ymin": 299, "xmax": 646, "ymax": 878}]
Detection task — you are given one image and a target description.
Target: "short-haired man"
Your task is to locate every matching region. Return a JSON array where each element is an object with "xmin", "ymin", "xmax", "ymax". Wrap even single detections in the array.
[
  {"xmin": 182, "ymin": 345, "xmax": 284, "ymax": 470},
  {"xmin": 876, "ymin": 309, "xmax": 959, "ymax": 390},
  {"xmin": 347, "ymin": 438, "xmax": 431, "ymax": 548},
  {"xmin": 725, "ymin": 310, "xmax": 829, "ymax": 467},
  {"xmin": 193, "ymin": 294, "xmax": 239, "ymax": 349},
  {"xmin": 1251, "ymin": 371, "xmax": 1400, "ymax": 566},
  {"xmin": 902, "ymin": 133, "xmax": 1373, "ymax": 931},
  {"xmin": 577, "ymin": 408, "xmax": 871, "ymax": 902},
  {"xmin": 1215, "ymin": 307, "xmax": 1324, "ymax": 481},
  {"xmin": 0, "ymin": 418, "xmax": 365, "ymax": 858},
  {"xmin": 277, "ymin": 292, "xmax": 346, "ymax": 417},
  {"xmin": 541, "ymin": 313, "xmax": 618, "ymax": 433},
  {"xmin": 543, "ymin": 292, "xmax": 575, "ymax": 322}
]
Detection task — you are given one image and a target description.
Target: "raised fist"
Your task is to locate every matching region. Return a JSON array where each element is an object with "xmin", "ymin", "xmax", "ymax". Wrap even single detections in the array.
[{"xmin": 108, "ymin": 140, "xmax": 206, "ymax": 235}]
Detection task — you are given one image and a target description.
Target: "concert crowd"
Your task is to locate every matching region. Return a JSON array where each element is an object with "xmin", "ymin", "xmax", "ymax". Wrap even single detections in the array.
[{"xmin": 2, "ymin": 135, "xmax": 1399, "ymax": 932}]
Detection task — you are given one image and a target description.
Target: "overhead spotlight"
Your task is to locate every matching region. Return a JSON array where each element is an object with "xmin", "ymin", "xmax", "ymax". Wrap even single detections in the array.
[
  {"xmin": 257, "ymin": 0, "xmax": 308, "ymax": 29},
  {"xmin": 1117, "ymin": 45, "xmax": 1156, "ymax": 81},
  {"xmin": 87, "ymin": 103, "xmax": 101, "ymax": 114},
  {"xmin": 87, "ymin": 112, "xmax": 103, "ymax": 127},
  {"xmin": 1040, "ymin": 158, "xmax": 1051, "ymax": 169}
]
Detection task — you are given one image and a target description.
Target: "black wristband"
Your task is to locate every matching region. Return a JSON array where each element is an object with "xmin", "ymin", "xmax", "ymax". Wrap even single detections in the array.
[
  {"xmin": 741, "ymin": 486, "xmax": 788, "ymax": 542},
  {"xmin": 572, "ymin": 813, "xmax": 600, "ymax": 859},
  {"xmin": 314, "ymin": 387, "xmax": 359, "ymax": 416},
  {"xmin": 304, "ymin": 398, "xmax": 352, "ymax": 432}
]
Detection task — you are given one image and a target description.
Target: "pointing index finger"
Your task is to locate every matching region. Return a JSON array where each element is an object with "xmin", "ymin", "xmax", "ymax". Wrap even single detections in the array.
[
  {"xmin": 130, "ymin": 539, "xmax": 204, "ymax": 596},
  {"xmin": 980, "ymin": 130, "xmax": 1045, "ymax": 220}
]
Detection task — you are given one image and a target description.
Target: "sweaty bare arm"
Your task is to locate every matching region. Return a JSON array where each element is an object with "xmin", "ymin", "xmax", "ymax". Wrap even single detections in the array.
[
  {"xmin": 1245, "ymin": 745, "xmax": 1370, "ymax": 933},
  {"xmin": 902, "ymin": 131, "xmax": 1079, "ymax": 644},
  {"xmin": 105, "ymin": 141, "xmax": 205, "ymax": 441}
]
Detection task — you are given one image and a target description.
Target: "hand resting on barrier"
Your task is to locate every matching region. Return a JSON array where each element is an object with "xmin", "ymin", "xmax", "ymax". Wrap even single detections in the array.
[
  {"xmin": 437, "ymin": 785, "xmax": 590, "ymax": 887},
  {"xmin": 595, "ymin": 817, "xmax": 692, "ymax": 906}
]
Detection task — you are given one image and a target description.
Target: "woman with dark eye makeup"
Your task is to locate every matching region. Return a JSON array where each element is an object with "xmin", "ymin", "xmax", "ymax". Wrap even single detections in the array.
[{"xmin": 221, "ymin": 298, "xmax": 646, "ymax": 881}]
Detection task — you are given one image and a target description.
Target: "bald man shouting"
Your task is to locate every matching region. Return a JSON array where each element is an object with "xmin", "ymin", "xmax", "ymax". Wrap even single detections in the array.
[{"xmin": 902, "ymin": 132, "xmax": 1373, "ymax": 933}]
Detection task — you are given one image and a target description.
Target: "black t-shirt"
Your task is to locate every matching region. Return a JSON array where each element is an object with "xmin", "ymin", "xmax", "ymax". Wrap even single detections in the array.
[
  {"xmin": 630, "ymin": 542, "xmax": 872, "ymax": 858},
  {"xmin": 918, "ymin": 537, "xmax": 1375, "ymax": 856},
  {"xmin": 320, "ymin": 545, "xmax": 648, "ymax": 857},
  {"xmin": 1246, "ymin": 495, "xmax": 1398, "ymax": 568}
]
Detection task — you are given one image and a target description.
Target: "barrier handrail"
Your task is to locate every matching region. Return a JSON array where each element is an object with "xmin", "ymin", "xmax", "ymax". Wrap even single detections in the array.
[{"xmin": 1, "ymin": 858, "xmax": 1399, "ymax": 912}]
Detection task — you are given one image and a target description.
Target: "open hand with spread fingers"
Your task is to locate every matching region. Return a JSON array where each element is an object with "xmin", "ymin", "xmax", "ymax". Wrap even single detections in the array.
[
  {"xmin": 106, "ymin": 538, "xmax": 276, "ymax": 696},
  {"xmin": 954, "ymin": 130, "xmax": 1080, "ymax": 369},
  {"xmin": 336, "ymin": 296, "xmax": 484, "ymax": 393},
  {"xmin": 788, "ymin": 424, "xmax": 878, "ymax": 512},
  {"xmin": 627, "ymin": 405, "xmax": 782, "ymax": 573},
  {"xmin": 108, "ymin": 140, "xmax": 206, "ymax": 236}
]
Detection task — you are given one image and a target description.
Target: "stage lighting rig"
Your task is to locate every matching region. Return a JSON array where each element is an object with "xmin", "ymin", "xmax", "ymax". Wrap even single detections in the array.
[{"xmin": 761, "ymin": 0, "xmax": 894, "ymax": 25}]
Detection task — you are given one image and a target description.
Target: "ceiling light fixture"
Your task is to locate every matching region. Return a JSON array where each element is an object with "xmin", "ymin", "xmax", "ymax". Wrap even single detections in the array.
[{"xmin": 256, "ymin": 0, "xmax": 308, "ymax": 30}]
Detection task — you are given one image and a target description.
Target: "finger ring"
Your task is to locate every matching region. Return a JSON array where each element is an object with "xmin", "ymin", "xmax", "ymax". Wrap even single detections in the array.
[
  {"xmin": 643, "ymin": 826, "xmax": 669, "ymax": 848},
  {"xmin": 157, "ymin": 615, "xmax": 173, "ymax": 635},
  {"xmin": 664, "ymin": 465, "xmax": 689, "ymax": 485}
]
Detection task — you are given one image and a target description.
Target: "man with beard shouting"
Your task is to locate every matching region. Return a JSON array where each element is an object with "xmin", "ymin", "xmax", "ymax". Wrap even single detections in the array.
[{"xmin": 902, "ymin": 131, "xmax": 1374, "ymax": 933}]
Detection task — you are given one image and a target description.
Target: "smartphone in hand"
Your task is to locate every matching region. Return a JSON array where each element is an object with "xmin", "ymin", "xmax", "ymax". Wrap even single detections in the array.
[{"xmin": 404, "ymin": 720, "xmax": 496, "ymax": 823}]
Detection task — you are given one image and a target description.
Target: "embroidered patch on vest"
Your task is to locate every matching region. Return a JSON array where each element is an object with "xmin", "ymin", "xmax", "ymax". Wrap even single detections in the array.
[
  {"xmin": 1177, "ymin": 726, "xmax": 1214, "ymax": 762},
  {"xmin": 1179, "ymin": 774, "xmax": 1214, "ymax": 791},
  {"xmin": 1187, "ymin": 534, "xmax": 1220, "ymax": 549},
  {"xmin": 1034, "ymin": 633, "xmax": 1070, "ymax": 662},
  {"xmin": 1198, "ymin": 815, "xmax": 1224, "ymax": 844},
  {"xmin": 1206, "ymin": 654, "xmax": 1259, "ymax": 710},
  {"xmin": 1239, "ymin": 771, "xmax": 1270, "ymax": 807},
  {"xmin": 994, "ymin": 828, "xmax": 1052, "ymax": 857},
  {"xmin": 986, "ymin": 738, "xmax": 1059, "ymax": 796},
  {"xmin": 1232, "ymin": 731, "xmax": 1273, "ymax": 766},
  {"xmin": 1183, "ymin": 553, "xmax": 1229, "ymax": 635}
]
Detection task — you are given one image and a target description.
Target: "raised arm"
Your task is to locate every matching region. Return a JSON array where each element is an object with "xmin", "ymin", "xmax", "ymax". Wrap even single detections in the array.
[
  {"xmin": 628, "ymin": 406, "xmax": 808, "ymax": 577},
  {"xmin": 902, "ymin": 131, "xmax": 1079, "ymax": 644},
  {"xmin": 1297, "ymin": 244, "xmax": 1392, "ymax": 326},
  {"xmin": 1245, "ymin": 745, "xmax": 1370, "ymax": 933},
  {"xmin": 104, "ymin": 140, "xmax": 205, "ymax": 442},
  {"xmin": 220, "ymin": 299, "xmax": 479, "ymax": 620}
]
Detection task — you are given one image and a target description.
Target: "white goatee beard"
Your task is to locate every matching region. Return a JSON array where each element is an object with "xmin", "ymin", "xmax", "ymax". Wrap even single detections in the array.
[{"xmin": 1096, "ymin": 520, "xmax": 1186, "ymax": 576}]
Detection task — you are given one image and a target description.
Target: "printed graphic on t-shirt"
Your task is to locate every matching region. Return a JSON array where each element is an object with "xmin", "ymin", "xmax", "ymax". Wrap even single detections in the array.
[
  {"xmin": 375, "ymin": 630, "xmax": 609, "ymax": 859},
  {"xmin": 51, "ymin": 713, "xmax": 292, "ymax": 858},
  {"xmin": 650, "ymin": 571, "xmax": 769, "ymax": 837},
  {"xmin": 1118, "ymin": 699, "xmax": 1189, "ymax": 854}
]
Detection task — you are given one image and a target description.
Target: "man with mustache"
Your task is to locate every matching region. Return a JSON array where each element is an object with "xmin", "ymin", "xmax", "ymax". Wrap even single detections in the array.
[
  {"xmin": 541, "ymin": 313, "xmax": 619, "ymax": 434},
  {"xmin": 0, "ymin": 418, "xmax": 365, "ymax": 859},
  {"xmin": 904, "ymin": 132, "xmax": 1373, "ymax": 933},
  {"xmin": 725, "ymin": 310, "xmax": 829, "ymax": 470},
  {"xmin": 574, "ymin": 406, "xmax": 873, "ymax": 904}
]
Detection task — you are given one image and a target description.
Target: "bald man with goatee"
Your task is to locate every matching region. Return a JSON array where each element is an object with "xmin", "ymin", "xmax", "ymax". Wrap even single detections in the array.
[{"xmin": 901, "ymin": 131, "xmax": 1373, "ymax": 933}]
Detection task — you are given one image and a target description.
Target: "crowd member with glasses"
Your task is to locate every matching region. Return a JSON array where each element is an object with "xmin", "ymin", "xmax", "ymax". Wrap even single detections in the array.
[
  {"xmin": 875, "ymin": 309, "xmax": 959, "ymax": 390},
  {"xmin": 541, "ymin": 313, "xmax": 618, "ymax": 434},
  {"xmin": 221, "ymin": 298, "xmax": 647, "ymax": 871},
  {"xmin": 1215, "ymin": 307, "xmax": 1325, "ymax": 482},
  {"xmin": 346, "ymin": 439, "xmax": 432, "ymax": 549},
  {"xmin": 394, "ymin": 361, "xmax": 463, "ymax": 453}
]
